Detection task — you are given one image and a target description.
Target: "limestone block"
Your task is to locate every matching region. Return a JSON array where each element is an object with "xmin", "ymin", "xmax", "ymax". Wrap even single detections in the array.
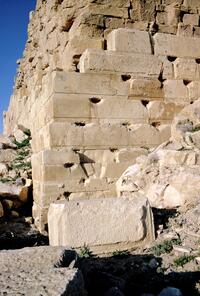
[
  {"xmin": 87, "ymin": 4, "xmax": 129, "ymax": 18},
  {"xmin": 129, "ymin": 79, "xmax": 163, "ymax": 99},
  {"xmin": 107, "ymin": 29, "xmax": 152, "ymax": 54},
  {"xmin": 154, "ymin": 33, "xmax": 200, "ymax": 58},
  {"xmin": 51, "ymin": 71, "xmax": 129, "ymax": 96},
  {"xmin": 163, "ymin": 80, "xmax": 188, "ymax": 103},
  {"xmin": 50, "ymin": 93, "xmax": 148, "ymax": 122},
  {"xmin": 79, "ymin": 49, "xmax": 162, "ymax": 78},
  {"xmin": 147, "ymin": 101, "xmax": 183, "ymax": 121},
  {"xmin": 174, "ymin": 58, "xmax": 199, "ymax": 81},
  {"xmin": 177, "ymin": 23, "xmax": 193, "ymax": 37},
  {"xmin": 0, "ymin": 163, "xmax": 8, "ymax": 176},
  {"xmin": 183, "ymin": 0, "xmax": 200, "ymax": 9},
  {"xmin": 158, "ymin": 56, "xmax": 174, "ymax": 80},
  {"xmin": 183, "ymin": 13, "xmax": 199, "ymax": 26},
  {"xmin": 41, "ymin": 149, "xmax": 80, "ymax": 165},
  {"xmin": 48, "ymin": 196, "xmax": 155, "ymax": 252},
  {"xmin": 187, "ymin": 81, "xmax": 200, "ymax": 101},
  {"xmin": 32, "ymin": 203, "xmax": 48, "ymax": 232},
  {"xmin": 116, "ymin": 148, "xmax": 148, "ymax": 162}
]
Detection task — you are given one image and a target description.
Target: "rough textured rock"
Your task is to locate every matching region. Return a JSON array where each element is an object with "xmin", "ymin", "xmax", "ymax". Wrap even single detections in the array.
[
  {"xmin": 117, "ymin": 99, "xmax": 200, "ymax": 209},
  {"xmin": 0, "ymin": 246, "xmax": 85, "ymax": 295}
]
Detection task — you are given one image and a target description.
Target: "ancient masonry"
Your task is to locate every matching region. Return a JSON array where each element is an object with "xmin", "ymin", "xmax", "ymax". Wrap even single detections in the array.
[{"xmin": 4, "ymin": 0, "xmax": 200, "ymax": 248}]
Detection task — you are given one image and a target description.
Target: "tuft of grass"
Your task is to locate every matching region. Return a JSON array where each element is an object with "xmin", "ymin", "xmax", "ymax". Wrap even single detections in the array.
[
  {"xmin": 13, "ymin": 139, "xmax": 30, "ymax": 149},
  {"xmin": 112, "ymin": 249, "xmax": 130, "ymax": 258},
  {"xmin": 79, "ymin": 244, "xmax": 93, "ymax": 258},
  {"xmin": 23, "ymin": 128, "xmax": 31, "ymax": 137},
  {"xmin": 174, "ymin": 255, "xmax": 195, "ymax": 267},
  {"xmin": 149, "ymin": 238, "xmax": 181, "ymax": 256},
  {"xmin": 191, "ymin": 126, "xmax": 200, "ymax": 133}
]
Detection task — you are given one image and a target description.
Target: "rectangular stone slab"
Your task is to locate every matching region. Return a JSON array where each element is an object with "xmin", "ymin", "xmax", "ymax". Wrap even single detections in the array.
[
  {"xmin": 154, "ymin": 33, "xmax": 200, "ymax": 58},
  {"xmin": 107, "ymin": 28, "xmax": 152, "ymax": 54},
  {"xmin": 80, "ymin": 49, "xmax": 162, "ymax": 77},
  {"xmin": 48, "ymin": 195, "xmax": 155, "ymax": 253}
]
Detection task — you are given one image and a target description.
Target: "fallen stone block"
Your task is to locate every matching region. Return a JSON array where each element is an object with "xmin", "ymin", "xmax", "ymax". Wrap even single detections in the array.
[
  {"xmin": 154, "ymin": 33, "xmax": 200, "ymax": 58},
  {"xmin": 80, "ymin": 49, "xmax": 162, "ymax": 78},
  {"xmin": 107, "ymin": 29, "xmax": 152, "ymax": 54},
  {"xmin": 48, "ymin": 196, "xmax": 155, "ymax": 253}
]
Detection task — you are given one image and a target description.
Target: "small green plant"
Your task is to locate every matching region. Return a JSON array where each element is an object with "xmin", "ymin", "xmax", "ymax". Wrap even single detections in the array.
[
  {"xmin": 149, "ymin": 238, "xmax": 181, "ymax": 256},
  {"xmin": 112, "ymin": 249, "xmax": 130, "ymax": 258},
  {"xmin": 13, "ymin": 138, "xmax": 30, "ymax": 149},
  {"xmin": 10, "ymin": 161, "xmax": 32, "ymax": 170},
  {"xmin": 174, "ymin": 255, "xmax": 195, "ymax": 267},
  {"xmin": 17, "ymin": 150, "xmax": 30, "ymax": 157},
  {"xmin": 79, "ymin": 244, "xmax": 93, "ymax": 258}
]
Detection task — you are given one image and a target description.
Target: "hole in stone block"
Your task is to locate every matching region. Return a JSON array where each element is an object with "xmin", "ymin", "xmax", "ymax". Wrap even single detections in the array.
[
  {"xmin": 104, "ymin": 39, "xmax": 107, "ymax": 50},
  {"xmin": 141, "ymin": 100, "xmax": 150, "ymax": 107},
  {"xmin": 63, "ymin": 192, "xmax": 71, "ymax": 198},
  {"xmin": 183, "ymin": 80, "xmax": 191, "ymax": 86},
  {"xmin": 121, "ymin": 74, "xmax": 131, "ymax": 81},
  {"xmin": 196, "ymin": 59, "xmax": 200, "ymax": 64},
  {"xmin": 61, "ymin": 17, "xmax": 75, "ymax": 32},
  {"xmin": 167, "ymin": 56, "xmax": 177, "ymax": 62},
  {"xmin": 89, "ymin": 97, "xmax": 101, "ymax": 104},
  {"xmin": 74, "ymin": 122, "xmax": 86, "ymax": 127},
  {"xmin": 158, "ymin": 71, "xmax": 165, "ymax": 84},
  {"xmin": 79, "ymin": 178, "xmax": 86, "ymax": 184},
  {"xmin": 190, "ymin": 101, "xmax": 194, "ymax": 104},
  {"xmin": 151, "ymin": 122, "xmax": 161, "ymax": 128},
  {"xmin": 109, "ymin": 148, "xmax": 118, "ymax": 152},
  {"xmin": 63, "ymin": 163, "xmax": 74, "ymax": 168},
  {"xmin": 121, "ymin": 121, "xmax": 130, "ymax": 126}
]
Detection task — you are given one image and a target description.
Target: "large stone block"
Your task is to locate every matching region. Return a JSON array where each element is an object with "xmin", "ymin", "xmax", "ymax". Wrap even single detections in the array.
[
  {"xmin": 174, "ymin": 58, "xmax": 199, "ymax": 81},
  {"xmin": 154, "ymin": 33, "xmax": 200, "ymax": 58},
  {"xmin": 163, "ymin": 80, "xmax": 188, "ymax": 103},
  {"xmin": 50, "ymin": 93, "xmax": 148, "ymax": 122},
  {"xmin": 48, "ymin": 196, "xmax": 155, "ymax": 253},
  {"xmin": 51, "ymin": 71, "xmax": 129, "ymax": 96},
  {"xmin": 80, "ymin": 49, "xmax": 162, "ymax": 77},
  {"xmin": 107, "ymin": 29, "xmax": 152, "ymax": 54},
  {"xmin": 129, "ymin": 78, "xmax": 163, "ymax": 99}
]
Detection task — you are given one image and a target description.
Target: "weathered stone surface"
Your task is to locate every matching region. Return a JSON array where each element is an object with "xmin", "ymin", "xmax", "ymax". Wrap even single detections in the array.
[
  {"xmin": 174, "ymin": 58, "xmax": 199, "ymax": 81},
  {"xmin": 80, "ymin": 49, "xmax": 162, "ymax": 77},
  {"xmin": 48, "ymin": 196, "xmax": 155, "ymax": 252},
  {"xmin": 107, "ymin": 29, "xmax": 152, "ymax": 54},
  {"xmin": 163, "ymin": 80, "xmax": 188, "ymax": 103},
  {"xmin": 154, "ymin": 33, "xmax": 200, "ymax": 58},
  {"xmin": 0, "ymin": 246, "xmax": 85, "ymax": 296},
  {"xmin": 129, "ymin": 79, "xmax": 163, "ymax": 99},
  {"xmin": 117, "ymin": 99, "xmax": 200, "ymax": 209}
]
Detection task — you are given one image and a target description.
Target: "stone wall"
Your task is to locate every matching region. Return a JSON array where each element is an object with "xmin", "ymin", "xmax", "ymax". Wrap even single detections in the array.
[{"xmin": 4, "ymin": 0, "xmax": 200, "ymax": 231}]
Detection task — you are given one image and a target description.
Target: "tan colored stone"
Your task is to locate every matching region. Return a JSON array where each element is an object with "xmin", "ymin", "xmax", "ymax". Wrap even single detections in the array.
[
  {"xmin": 48, "ymin": 196, "xmax": 155, "ymax": 252},
  {"xmin": 0, "ymin": 163, "xmax": 8, "ymax": 176},
  {"xmin": 154, "ymin": 33, "xmax": 200, "ymax": 58},
  {"xmin": 129, "ymin": 78, "xmax": 163, "ymax": 99},
  {"xmin": 147, "ymin": 101, "xmax": 182, "ymax": 122},
  {"xmin": 163, "ymin": 80, "xmax": 188, "ymax": 103},
  {"xmin": 187, "ymin": 81, "xmax": 200, "ymax": 101},
  {"xmin": 107, "ymin": 29, "xmax": 152, "ymax": 54},
  {"xmin": 183, "ymin": 13, "xmax": 199, "ymax": 26},
  {"xmin": 174, "ymin": 58, "xmax": 199, "ymax": 81},
  {"xmin": 80, "ymin": 49, "xmax": 162, "ymax": 77}
]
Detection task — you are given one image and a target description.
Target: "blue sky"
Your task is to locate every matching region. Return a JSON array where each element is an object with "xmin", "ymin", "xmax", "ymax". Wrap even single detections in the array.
[{"xmin": 0, "ymin": 0, "xmax": 36, "ymax": 133}]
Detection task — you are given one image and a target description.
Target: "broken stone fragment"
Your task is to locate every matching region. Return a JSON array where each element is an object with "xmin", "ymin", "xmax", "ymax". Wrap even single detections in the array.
[
  {"xmin": 13, "ymin": 128, "xmax": 29, "ymax": 143},
  {"xmin": 0, "ymin": 182, "xmax": 30, "ymax": 203},
  {"xmin": 0, "ymin": 163, "xmax": 8, "ymax": 176}
]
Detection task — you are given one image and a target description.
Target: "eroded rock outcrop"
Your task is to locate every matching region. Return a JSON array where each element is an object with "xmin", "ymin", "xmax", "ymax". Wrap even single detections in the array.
[{"xmin": 117, "ymin": 99, "xmax": 200, "ymax": 209}]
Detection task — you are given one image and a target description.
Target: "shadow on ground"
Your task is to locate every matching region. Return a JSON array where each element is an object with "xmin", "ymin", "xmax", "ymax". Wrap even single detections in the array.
[
  {"xmin": 0, "ymin": 217, "xmax": 48, "ymax": 250},
  {"xmin": 76, "ymin": 254, "xmax": 200, "ymax": 296}
]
